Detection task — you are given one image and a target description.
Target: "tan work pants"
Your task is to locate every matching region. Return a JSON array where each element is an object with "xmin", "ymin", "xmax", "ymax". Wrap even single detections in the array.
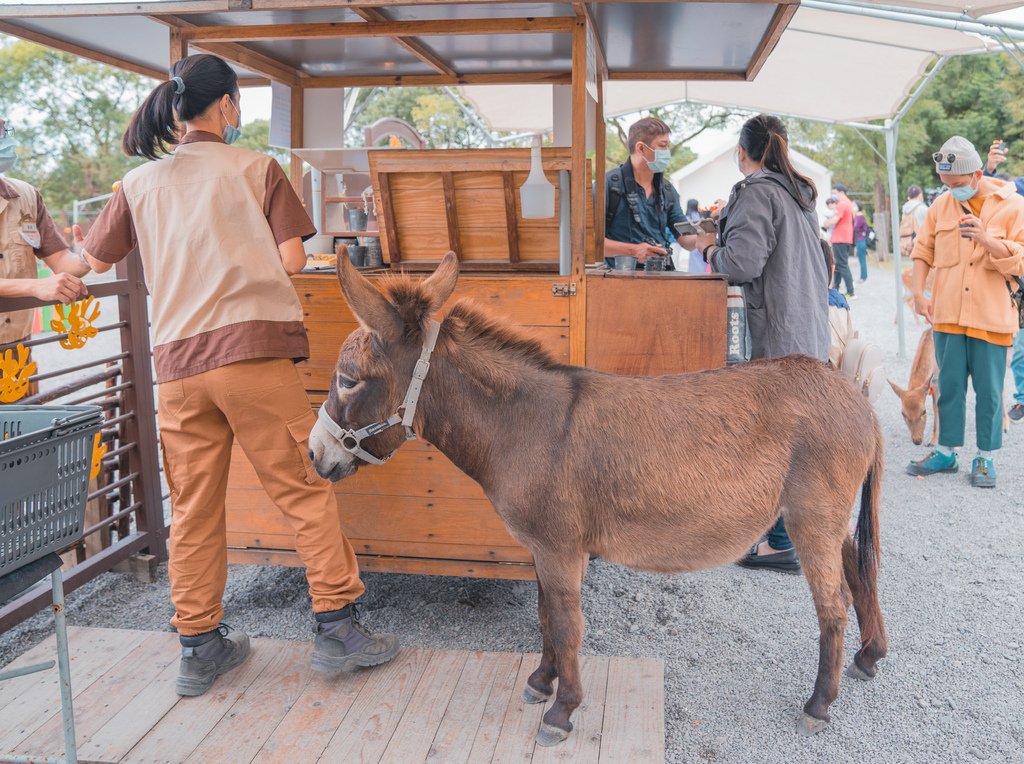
[{"xmin": 158, "ymin": 357, "xmax": 365, "ymax": 636}]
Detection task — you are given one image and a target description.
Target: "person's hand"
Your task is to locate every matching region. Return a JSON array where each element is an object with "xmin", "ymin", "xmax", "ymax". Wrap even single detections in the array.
[
  {"xmin": 694, "ymin": 231, "xmax": 717, "ymax": 254},
  {"xmin": 71, "ymin": 224, "xmax": 85, "ymax": 254},
  {"xmin": 957, "ymin": 214, "xmax": 991, "ymax": 248},
  {"xmin": 33, "ymin": 273, "xmax": 87, "ymax": 304},
  {"xmin": 987, "ymin": 142, "xmax": 1007, "ymax": 173},
  {"xmin": 912, "ymin": 292, "xmax": 933, "ymax": 324},
  {"xmin": 711, "ymin": 199, "xmax": 727, "ymax": 218},
  {"xmin": 631, "ymin": 242, "xmax": 667, "ymax": 263}
]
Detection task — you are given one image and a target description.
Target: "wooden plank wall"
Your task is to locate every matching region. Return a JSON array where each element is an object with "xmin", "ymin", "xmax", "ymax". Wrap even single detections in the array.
[{"xmin": 369, "ymin": 149, "xmax": 594, "ymax": 268}]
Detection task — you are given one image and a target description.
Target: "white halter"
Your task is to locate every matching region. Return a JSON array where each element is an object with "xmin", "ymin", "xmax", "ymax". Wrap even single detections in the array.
[{"xmin": 316, "ymin": 319, "xmax": 442, "ymax": 466}]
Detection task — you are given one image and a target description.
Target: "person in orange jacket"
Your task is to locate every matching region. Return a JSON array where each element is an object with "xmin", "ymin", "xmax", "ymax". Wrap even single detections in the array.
[{"xmin": 908, "ymin": 135, "xmax": 1024, "ymax": 488}]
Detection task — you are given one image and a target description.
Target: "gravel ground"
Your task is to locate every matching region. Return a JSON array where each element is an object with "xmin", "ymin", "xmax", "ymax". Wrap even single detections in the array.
[{"xmin": 3, "ymin": 257, "xmax": 1023, "ymax": 763}]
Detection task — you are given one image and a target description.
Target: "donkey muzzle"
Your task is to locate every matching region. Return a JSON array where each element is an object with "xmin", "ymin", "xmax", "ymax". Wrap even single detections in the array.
[{"xmin": 308, "ymin": 418, "xmax": 360, "ymax": 482}]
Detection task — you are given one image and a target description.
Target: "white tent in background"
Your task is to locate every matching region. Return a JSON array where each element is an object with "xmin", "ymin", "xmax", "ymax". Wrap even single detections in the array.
[
  {"xmin": 670, "ymin": 139, "xmax": 834, "ymax": 226},
  {"xmin": 460, "ymin": 5, "xmax": 996, "ymax": 131}
]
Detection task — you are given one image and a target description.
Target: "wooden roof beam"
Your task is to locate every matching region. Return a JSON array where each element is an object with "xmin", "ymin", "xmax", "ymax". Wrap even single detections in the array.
[
  {"xmin": 178, "ymin": 17, "xmax": 575, "ymax": 43},
  {"xmin": 153, "ymin": 14, "xmax": 304, "ymax": 86},
  {"xmin": 745, "ymin": 2, "xmax": 798, "ymax": 80},
  {"xmin": 352, "ymin": 7, "xmax": 458, "ymax": 78},
  {"xmin": 0, "ymin": 20, "xmax": 165, "ymax": 80},
  {"xmin": 306, "ymin": 71, "xmax": 571, "ymax": 88}
]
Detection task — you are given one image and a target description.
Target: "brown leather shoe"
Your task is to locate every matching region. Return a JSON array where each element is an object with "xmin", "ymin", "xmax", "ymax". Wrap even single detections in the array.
[{"xmin": 311, "ymin": 604, "xmax": 400, "ymax": 673}]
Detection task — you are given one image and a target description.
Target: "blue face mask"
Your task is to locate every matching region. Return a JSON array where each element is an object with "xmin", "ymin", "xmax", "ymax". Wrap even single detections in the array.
[
  {"xmin": 949, "ymin": 180, "xmax": 978, "ymax": 202},
  {"xmin": 0, "ymin": 136, "xmax": 17, "ymax": 174},
  {"xmin": 222, "ymin": 99, "xmax": 242, "ymax": 145},
  {"xmin": 643, "ymin": 144, "xmax": 671, "ymax": 174}
]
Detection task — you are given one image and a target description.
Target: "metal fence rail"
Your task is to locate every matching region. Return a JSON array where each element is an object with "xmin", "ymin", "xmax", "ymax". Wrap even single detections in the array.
[{"xmin": 0, "ymin": 253, "xmax": 166, "ymax": 631}]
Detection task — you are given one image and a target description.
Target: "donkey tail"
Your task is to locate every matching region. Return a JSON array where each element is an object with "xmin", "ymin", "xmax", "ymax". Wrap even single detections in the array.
[
  {"xmin": 843, "ymin": 423, "xmax": 888, "ymax": 672},
  {"xmin": 854, "ymin": 426, "xmax": 884, "ymax": 595}
]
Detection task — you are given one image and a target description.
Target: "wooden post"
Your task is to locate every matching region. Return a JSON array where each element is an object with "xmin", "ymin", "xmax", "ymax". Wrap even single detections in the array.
[
  {"xmin": 569, "ymin": 19, "xmax": 588, "ymax": 366},
  {"xmin": 595, "ymin": 65, "xmax": 606, "ymax": 260},
  {"xmin": 169, "ymin": 29, "xmax": 188, "ymax": 69},
  {"xmin": 116, "ymin": 253, "xmax": 168, "ymax": 562},
  {"xmin": 290, "ymin": 84, "xmax": 304, "ymax": 200}
]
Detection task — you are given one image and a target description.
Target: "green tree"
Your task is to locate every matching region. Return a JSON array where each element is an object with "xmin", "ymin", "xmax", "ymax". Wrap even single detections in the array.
[
  {"xmin": 605, "ymin": 103, "xmax": 735, "ymax": 175},
  {"xmin": 235, "ymin": 118, "xmax": 290, "ymax": 174},
  {"xmin": 789, "ymin": 53, "xmax": 1024, "ymax": 259},
  {"xmin": 0, "ymin": 36, "xmax": 150, "ymax": 211},
  {"xmin": 345, "ymin": 87, "xmax": 483, "ymax": 148}
]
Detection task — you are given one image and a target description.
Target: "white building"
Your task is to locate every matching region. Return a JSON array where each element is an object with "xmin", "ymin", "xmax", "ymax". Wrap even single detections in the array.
[{"xmin": 670, "ymin": 138, "xmax": 834, "ymax": 228}]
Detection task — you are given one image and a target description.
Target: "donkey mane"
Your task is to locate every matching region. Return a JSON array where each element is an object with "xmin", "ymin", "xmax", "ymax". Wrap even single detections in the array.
[
  {"xmin": 379, "ymin": 273, "xmax": 560, "ymax": 373},
  {"xmin": 443, "ymin": 299, "xmax": 562, "ymax": 371}
]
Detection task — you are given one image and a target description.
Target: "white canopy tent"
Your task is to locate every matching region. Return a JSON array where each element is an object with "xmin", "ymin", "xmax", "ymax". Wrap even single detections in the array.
[{"xmin": 459, "ymin": 0, "xmax": 1024, "ymax": 357}]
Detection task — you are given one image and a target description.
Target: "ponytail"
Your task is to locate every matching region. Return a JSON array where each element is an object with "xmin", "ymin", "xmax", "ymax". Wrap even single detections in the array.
[
  {"xmin": 739, "ymin": 114, "xmax": 817, "ymax": 211},
  {"xmin": 122, "ymin": 53, "xmax": 239, "ymax": 161}
]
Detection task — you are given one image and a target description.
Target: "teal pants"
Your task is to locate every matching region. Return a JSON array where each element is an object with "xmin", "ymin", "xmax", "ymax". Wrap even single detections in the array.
[{"xmin": 934, "ymin": 331, "xmax": 1008, "ymax": 452}]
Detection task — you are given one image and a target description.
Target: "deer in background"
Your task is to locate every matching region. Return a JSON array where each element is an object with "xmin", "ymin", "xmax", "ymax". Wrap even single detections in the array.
[
  {"xmin": 891, "ymin": 328, "xmax": 1011, "ymax": 446},
  {"xmin": 890, "ymin": 329, "xmax": 938, "ymax": 446}
]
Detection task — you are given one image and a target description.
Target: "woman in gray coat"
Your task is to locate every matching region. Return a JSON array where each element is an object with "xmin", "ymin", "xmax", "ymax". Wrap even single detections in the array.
[{"xmin": 695, "ymin": 113, "xmax": 830, "ymax": 573}]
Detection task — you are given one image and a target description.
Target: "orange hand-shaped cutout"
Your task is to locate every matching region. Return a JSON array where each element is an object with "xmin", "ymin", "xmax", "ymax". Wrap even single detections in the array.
[
  {"xmin": 51, "ymin": 296, "xmax": 101, "ymax": 350},
  {"xmin": 0, "ymin": 344, "xmax": 37, "ymax": 403},
  {"xmin": 90, "ymin": 431, "xmax": 107, "ymax": 481}
]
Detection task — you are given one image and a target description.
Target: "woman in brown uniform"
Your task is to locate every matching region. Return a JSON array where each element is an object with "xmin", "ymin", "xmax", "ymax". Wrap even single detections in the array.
[{"xmin": 83, "ymin": 54, "xmax": 398, "ymax": 697}]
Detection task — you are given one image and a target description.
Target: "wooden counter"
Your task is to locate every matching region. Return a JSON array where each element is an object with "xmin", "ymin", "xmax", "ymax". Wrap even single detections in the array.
[{"xmin": 225, "ymin": 269, "xmax": 727, "ymax": 579}]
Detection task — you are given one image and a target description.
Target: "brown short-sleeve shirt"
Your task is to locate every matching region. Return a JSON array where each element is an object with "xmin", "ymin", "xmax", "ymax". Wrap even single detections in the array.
[
  {"xmin": 86, "ymin": 132, "xmax": 314, "ymax": 262},
  {"xmin": 0, "ymin": 176, "xmax": 68, "ymax": 260}
]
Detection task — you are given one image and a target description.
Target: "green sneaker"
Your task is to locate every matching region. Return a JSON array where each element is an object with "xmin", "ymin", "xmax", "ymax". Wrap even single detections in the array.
[
  {"xmin": 906, "ymin": 450, "xmax": 958, "ymax": 477},
  {"xmin": 970, "ymin": 456, "xmax": 997, "ymax": 488}
]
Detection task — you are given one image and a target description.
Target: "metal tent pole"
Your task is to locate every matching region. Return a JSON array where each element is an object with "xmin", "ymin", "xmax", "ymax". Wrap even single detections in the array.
[
  {"xmin": 810, "ymin": 0, "xmax": 1024, "ymax": 35},
  {"xmin": 803, "ymin": 0, "xmax": 1024, "ymax": 41},
  {"xmin": 885, "ymin": 119, "xmax": 907, "ymax": 359}
]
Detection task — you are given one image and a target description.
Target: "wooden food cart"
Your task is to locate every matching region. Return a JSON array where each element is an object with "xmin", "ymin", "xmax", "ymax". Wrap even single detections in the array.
[{"xmin": 0, "ymin": 0, "xmax": 799, "ymax": 581}]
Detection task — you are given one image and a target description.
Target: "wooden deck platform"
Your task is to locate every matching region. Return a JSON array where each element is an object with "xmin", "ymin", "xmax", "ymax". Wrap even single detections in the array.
[{"xmin": 0, "ymin": 627, "xmax": 663, "ymax": 763}]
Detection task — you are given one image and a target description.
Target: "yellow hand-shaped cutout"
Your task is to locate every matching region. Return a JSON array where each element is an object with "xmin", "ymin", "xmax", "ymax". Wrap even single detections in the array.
[
  {"xmin": 90, "ymin": 431, "xmax": 107, "ymax": 481},
  {"xmin": 0, "ymin": 344, "xmax": 37, "ymax": 403},
  {"xmin": 50, "ymin": 296, "xmax": 101, "ymax": 350}
]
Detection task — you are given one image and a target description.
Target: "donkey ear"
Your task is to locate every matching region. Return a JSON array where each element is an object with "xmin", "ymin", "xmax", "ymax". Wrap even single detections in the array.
[
  {"xmin": 420, "ymin": 251, "xmax": 460, "ymax": 314},
  {"xmin": 336, "ymin": 250, "xmax": 402, "ymax": 339}
]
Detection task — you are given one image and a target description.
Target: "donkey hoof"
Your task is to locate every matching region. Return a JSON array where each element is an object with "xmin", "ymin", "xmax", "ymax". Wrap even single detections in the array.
[
  {"xmin": 845, "ymin": 660, "xmax": 876, "ymax": 682},
  {"xmin": 535, "ymin": 721, "xmax": 571, "ymax": 747},
  {"xmin": 522, "ymin": 684, "xmax": 552, "ymax": 704},
  {"xmin": 796, "ymin": 713, "xmax": 830, "ymax": 737}
]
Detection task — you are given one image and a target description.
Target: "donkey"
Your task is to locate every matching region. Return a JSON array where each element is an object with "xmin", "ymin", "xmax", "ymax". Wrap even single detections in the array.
[{"xmin": 309, "ymin": 253, "xmax": 888, "ymax": 745}]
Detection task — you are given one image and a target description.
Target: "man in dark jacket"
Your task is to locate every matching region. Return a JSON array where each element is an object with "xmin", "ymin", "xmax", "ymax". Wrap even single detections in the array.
[{"xmin": 604, "ymin": 117, "xmax": 696, "ymax": 269}]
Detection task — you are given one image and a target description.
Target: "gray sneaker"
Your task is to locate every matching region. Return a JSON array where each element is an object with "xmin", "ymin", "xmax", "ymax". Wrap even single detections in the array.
[
  {"xmin": 1009, "ymin": 403, "xmax": 1024, "ymax": 422},
  {"xmin": 311, "ymin": 604, "xmax": 400, "ymax": 674},
  {"xmin": 176, "ymin": 624, "xmax": 250, "ymax": 696}
]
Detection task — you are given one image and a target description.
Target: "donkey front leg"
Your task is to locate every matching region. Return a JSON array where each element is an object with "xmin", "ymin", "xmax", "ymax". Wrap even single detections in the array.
[
  {"xmin": 530, "ymin": 551, "xmax": 587, "ymax": 747},
  {"xmin": 523, "ymin": 578, "xmax": 557, "ymax": 704}
]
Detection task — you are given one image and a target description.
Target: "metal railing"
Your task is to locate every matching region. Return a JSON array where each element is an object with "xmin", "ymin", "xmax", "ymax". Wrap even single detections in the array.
[{"xmin": 0, "ymin": 253, "xmax": 166, "ymax": 631}]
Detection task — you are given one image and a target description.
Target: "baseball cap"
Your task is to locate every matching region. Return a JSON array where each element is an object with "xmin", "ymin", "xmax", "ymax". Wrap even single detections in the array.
[{"xmin": 933, "ymin": 136, "xmax": 982, "ymax": 175}]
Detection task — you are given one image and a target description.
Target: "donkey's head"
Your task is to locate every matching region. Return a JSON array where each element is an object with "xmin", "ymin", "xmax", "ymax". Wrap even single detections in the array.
[
  {"xmin": 308, "ymin": 252, "xmax": 460, "ymax": 481},
  {"xmin": 889, "ymin": 379, "xmax": 931, "ymax": 445}
]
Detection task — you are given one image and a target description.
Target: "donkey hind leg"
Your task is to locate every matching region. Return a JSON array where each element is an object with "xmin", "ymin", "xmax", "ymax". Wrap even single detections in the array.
[
  {"xmin": 530, "ymin": 551, "xmax": 587, "ymax": 747},
  {"xmin": 524, "ymin": 578, "xmax": 557, "ymax": 704},
  {"xmin": 785, "ymin": 517, "xmax": 850, "ymax": 736},
  {"xmin": 842, "ymin": 536, "xmax": 888, "ymax": 681}
]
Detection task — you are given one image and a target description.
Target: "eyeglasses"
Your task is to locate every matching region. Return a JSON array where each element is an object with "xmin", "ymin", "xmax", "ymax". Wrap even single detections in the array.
[{"xmin": 933, "ymin": 152, "xmax": 956, "ymax": 163}]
